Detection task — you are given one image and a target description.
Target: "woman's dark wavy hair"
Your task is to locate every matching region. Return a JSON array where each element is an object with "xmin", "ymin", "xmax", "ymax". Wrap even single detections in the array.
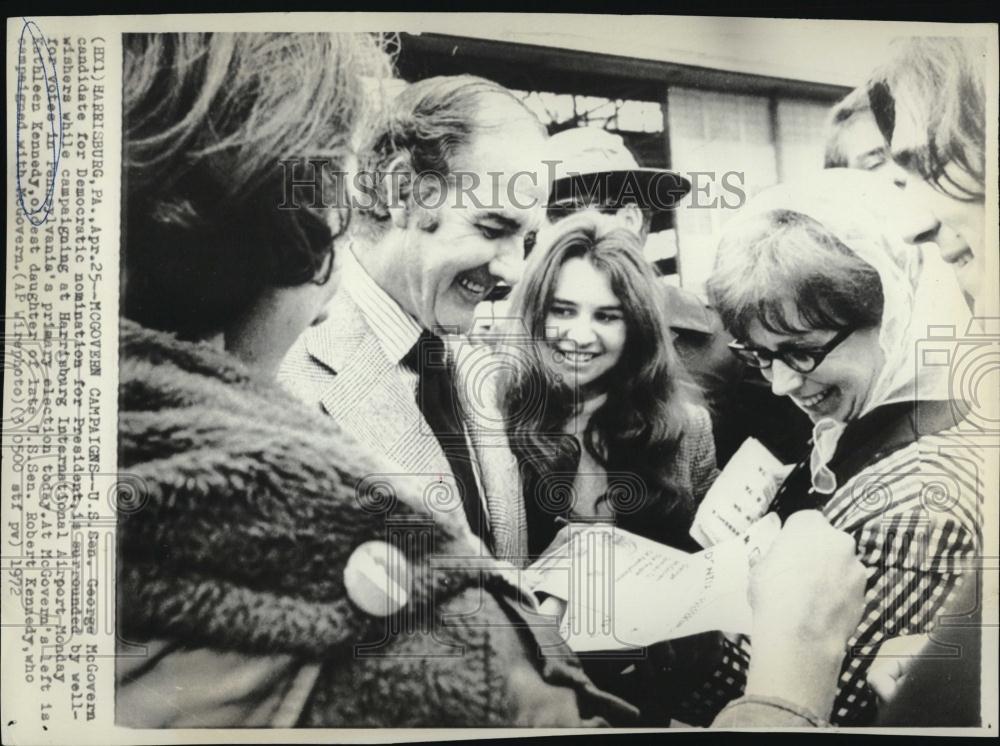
[
  {"xmin": 499, "ymin": 213, "xmax": 702, "ymax": 554},
  {"xmin": 868, "ymin": 37, "xmax": 985, "ymax": 201},
  {"xmin": 122, "ymin": 32, "xmax": 392, "ymax": 338}
]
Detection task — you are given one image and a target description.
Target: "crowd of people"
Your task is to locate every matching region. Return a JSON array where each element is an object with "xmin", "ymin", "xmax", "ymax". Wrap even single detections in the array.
[{"xmin": 115, "ymin": 31, "xmax": 992, "ymax": 728}]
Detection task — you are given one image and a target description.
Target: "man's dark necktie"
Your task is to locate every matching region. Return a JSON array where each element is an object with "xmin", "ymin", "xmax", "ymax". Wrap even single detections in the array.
[{"xmin": 402, "ymin": 331, "xmax": 491, "ymax": 548}]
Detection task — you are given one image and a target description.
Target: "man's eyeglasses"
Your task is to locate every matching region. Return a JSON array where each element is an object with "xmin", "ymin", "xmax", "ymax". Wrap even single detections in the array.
[{"xmin": 727, "ymin": 328, "xmax": 854, "ymax": 374}]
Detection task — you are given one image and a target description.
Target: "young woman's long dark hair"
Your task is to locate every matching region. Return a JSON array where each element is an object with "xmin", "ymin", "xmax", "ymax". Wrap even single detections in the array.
[{"xmin": 499, "ymin": 213, "xmax": 702, "ymax": 556}]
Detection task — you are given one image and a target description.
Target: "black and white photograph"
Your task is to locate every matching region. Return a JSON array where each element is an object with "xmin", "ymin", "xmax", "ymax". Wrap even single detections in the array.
[{"xmin": 3, "ymin": 12, "xmax": 998, "ymax": 740}]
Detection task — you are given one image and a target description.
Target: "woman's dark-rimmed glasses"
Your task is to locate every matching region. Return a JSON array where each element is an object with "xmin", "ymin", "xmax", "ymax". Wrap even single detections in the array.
[{"xmin": 727, "ymin": 328, "xmax": 854, "ymax": 374}]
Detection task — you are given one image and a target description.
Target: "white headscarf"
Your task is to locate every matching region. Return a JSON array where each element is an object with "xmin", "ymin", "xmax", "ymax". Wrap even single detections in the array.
[{"xmin": 721, "ymin": 169, "xmax": 971, "ymax": 493}]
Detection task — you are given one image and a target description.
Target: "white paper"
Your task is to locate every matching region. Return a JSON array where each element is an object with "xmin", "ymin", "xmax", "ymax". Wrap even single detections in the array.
[
  {"xmin": 2, "ymin": 14, "xmax": 996, "ymax": 741},
  {"xmin": 690, "ymin": 437, "xmax": 789, "ymax": 548},
  {"xmin": 524, "ymin": 519, "xmax": 780, "ymax": 652}
]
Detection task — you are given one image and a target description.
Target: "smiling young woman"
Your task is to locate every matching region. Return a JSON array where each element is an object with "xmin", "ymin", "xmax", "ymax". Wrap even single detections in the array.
[
  {"xmin": 494, "ymin": 212, "xmax": 723, "ymax": 724},
  {"xmin": 500, "ymin": 212, "xmax": 718, "ymax": 557}
]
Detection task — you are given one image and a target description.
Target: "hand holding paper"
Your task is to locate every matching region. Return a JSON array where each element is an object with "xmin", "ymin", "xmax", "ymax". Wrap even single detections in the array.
[
  {"xmin": 745, "ymin": 510, "xmax": 867, "ymax": 717},
  {"xmin": 524, "ymin": 517, "xmax": 781, "ymax": 652},
  {"xmin": 690, "ymin": 438, "xmax": 791, "ymax": 548},
  {"xmin": 748, "ymin": 510, "xmax": 866, "ymax": 646}
]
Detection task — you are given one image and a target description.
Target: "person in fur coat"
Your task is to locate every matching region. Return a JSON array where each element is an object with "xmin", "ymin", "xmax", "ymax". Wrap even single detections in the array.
[
  {"xmin": 116, "ymin": 31, "xmax": 867, "ymax": 729},
  {"xmin": 116, "ymin": 317, "xmax": 638, "ymax": 726},
  {"xmin": 115, "ymin": 31, "xmax": 637, "ymax": 728}
]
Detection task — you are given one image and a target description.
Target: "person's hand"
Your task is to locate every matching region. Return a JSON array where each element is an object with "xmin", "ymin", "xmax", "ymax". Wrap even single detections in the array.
[
  {"xmin": 867, "ymin": 634, "xmax": 929, "ymax": 704},
  {"xmin": 749, "ymin": 510, "xmax": 866, "ymax": 647},
  {"xmin": 745, "ymin": 510, "xmax": 867, "ymax": 719},
  {"xmin": 690, "ymin": 445, "xmax": 792, "ymax": 548}
]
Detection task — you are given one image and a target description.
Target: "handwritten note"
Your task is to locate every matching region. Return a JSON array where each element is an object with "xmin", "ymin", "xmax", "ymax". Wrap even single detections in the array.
[
  {"xmin": 14, "ymin": 19, "xmax": 65, "ymax": 225},
  {"xmin": 524, "ymin": 519, "xmax": 779, "ymax": 652}
]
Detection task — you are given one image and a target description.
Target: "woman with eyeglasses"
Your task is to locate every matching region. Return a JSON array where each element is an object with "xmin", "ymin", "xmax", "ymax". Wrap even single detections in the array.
[
  {"xmin": 700, "ymin": 168, "xmax": 981, "ymax": 726},
  {"xmin": 486, "ymin": 209, "xmax": 876, "ymax": 726}
]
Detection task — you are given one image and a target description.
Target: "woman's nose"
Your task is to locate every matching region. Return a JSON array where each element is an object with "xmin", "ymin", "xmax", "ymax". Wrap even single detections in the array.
[
  {"xmin": 563, "ymin": 317, "xmax": 597, "ymax": 348},
  {"xmin": 769, "ymin": 359, "xmax": 805, "ymax": 397}
]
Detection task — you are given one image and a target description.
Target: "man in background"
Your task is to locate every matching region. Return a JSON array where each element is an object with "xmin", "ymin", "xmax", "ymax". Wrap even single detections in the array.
[
  {"xmin": 824, "ymin": 85, "xmax": 907, "ymax": 181},
  {"xmin": 826, "ymin": 76, "xmax": 983, "ymax": 317},
  {"xmin": 870, "ymin": 37, "xmax": 993, "ymax": 317}
]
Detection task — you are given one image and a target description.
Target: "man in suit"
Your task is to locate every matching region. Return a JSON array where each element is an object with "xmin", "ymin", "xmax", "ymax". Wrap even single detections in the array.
[{"xmin": 279, "ymin": 75, "xmax": 550, "ymax": 564}]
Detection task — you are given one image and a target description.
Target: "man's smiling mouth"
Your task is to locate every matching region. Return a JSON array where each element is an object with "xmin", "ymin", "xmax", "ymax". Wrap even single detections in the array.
[{"xmin": 455, "ymin": 267, "xmax": 497, "ymax": 300}]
